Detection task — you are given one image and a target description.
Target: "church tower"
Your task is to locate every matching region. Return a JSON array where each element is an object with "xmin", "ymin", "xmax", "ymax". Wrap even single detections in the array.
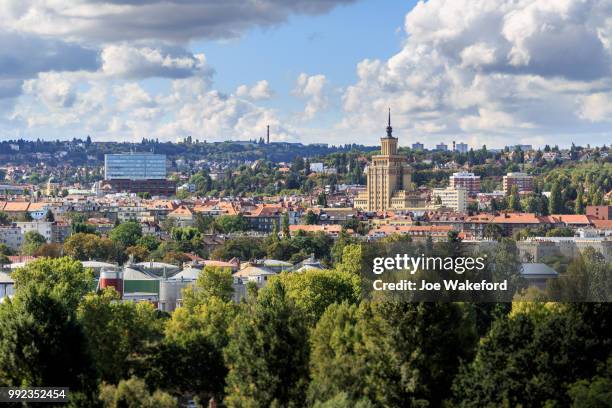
[{"xmin": 354, "ymin": 109, "xmax": 415, "ymax": 212}]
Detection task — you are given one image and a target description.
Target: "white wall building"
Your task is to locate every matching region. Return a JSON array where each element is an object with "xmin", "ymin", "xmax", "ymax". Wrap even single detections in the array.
[
  {"xmin": 15, "ymin": 221, "xmax": 53, "ymax": 242},
  {"xmin": 432, "ymin": 187, "xmax": 468, "ymax": 213},
  {"xmin": 0, "ymin": 226, "xmax": 24, "ymax": 251}
]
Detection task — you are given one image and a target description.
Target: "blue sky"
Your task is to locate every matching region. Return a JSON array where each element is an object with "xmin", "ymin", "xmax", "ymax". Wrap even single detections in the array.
[
  {"xmin": 183, "ymin": 0, "xmax": 415, "ymax": 131},
  {"xmin": 192, "ymin": 0, "xmax": 411, "ymax": 93},
  {"xmin": 1, "ymin": 0, "xmax": 611, "ymax": 148}
]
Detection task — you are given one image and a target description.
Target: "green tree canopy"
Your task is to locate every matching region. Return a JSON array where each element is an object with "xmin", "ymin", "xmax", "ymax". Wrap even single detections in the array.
[
  {"xmin": 77, "ymin": 289, "xmax": 164, "ymax": 383},
  {"xmin": 12, "ymin": 257, "xmax": 95, "ymax": 310},
  {"xmin": 224, "ymin": 280, "xmax": 309, "ymax": 407},
  {"xmin": 21, "ymin": 230, "xmax": 47, "ymax": 255},
  {"xmin": 310, "ymin": 301, "xmax": 477, "ymax": 407},
  {"xmin": 0, "ymin": 285, "xmax": 97, "ymax": 403},
  {"xmin": 274, "ymin": 269, "xmax": 360, "ymax": 326},
  {"xmin": 99, "ymin": 377, "xmax": 177, "ymax": 408},
  {"xmin": 109, "ymin": 221, "xmax": 143, "ymax": 248}
]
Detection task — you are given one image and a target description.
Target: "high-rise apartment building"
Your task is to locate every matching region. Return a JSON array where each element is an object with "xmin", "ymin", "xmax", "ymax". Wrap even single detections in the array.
[
  {"xmin": 432, "ymin": 186, "xmax": 468, "ymax": 213},
  {"xmin": 455, "ymin": 142, "xmax": 468, "ymax": 153},
  {"xmin": 450, "ymin": 172, "xmax": 481, "ymax": 196},
  {"xmin": 435, "ymin": 143, "xmax": 448, "ymax": 151},
  {"xmin": 503, "ymin": 172, "xmax": 533, "ymax": 194}
]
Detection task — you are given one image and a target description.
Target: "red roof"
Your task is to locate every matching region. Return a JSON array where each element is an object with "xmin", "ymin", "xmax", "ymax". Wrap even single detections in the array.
[
  {"xmin": 492, "ymin": 213, "xmax": 541, "ymax": 224},
  {"xmin": 592, "ymin": 219, "xmax": 612, "ymax": 230}
]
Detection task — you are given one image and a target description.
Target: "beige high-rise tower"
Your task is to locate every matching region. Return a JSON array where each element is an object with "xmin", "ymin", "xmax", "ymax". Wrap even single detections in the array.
[{"xmin": 354, "ymin": 110, "xmax": 420, "ymax": 212}]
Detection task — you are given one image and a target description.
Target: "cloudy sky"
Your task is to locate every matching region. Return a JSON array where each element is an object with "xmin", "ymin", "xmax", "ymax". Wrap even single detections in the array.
[{"xmin": 1, "ymin": 0, "xmax": 611, "ymax": 148}]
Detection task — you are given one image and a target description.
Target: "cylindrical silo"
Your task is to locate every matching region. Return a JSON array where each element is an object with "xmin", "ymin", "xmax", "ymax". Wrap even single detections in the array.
[{"xmin": 99, "ymin": 269, "xmax": 124, "ymax": 297}]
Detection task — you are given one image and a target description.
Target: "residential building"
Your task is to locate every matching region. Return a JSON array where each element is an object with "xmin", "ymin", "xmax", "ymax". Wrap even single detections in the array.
[
  {"xmin": 368, "ymin": 225, "xmax": 454, "ymax": 241},
  {"xmin": 455, "ymin": 142, "xmax": 468, "ymax": 153},
  {"xmin": 517, "ymin": 237, "xmax": 612, "ymax": 263},
  {"xmin": 0, "ymin": 225, "xmax": 23, "ymax": 251},
  {"xmin": 411, "ymin": 142, "xmax": 424, "ymax": 151},
  {"xmin": 309, "ymin": 162, "xmax": 325, "ymax": 173},
  {"xmin": 244, "ymin": 204, "xmax": 283, "ymax": 233},
  {"xmin": 587, "ymin": 205, "xmax": 612, "ymax": 220},
  {"xmin": 15, "ymin": 221, "xmax": 53, "ymax": 242},
  {"xmin": 503, "ymin": 172, "xmax": 534, "ymax": 194},
  {"xmin": 435, "ymin": 143, "xmax": 449, "ymax": 151},
  {"xmin": 449, "ymin": 172, "xmax": 481, "ymax": 195},
  {"xmin": 288, "ymin": 224, "xmax": 349, "ymax": 238},
  {"xmin": 167, "ymin": 205, "xmax": 194, "ymax": 227},
  {"xmin": 432, "ymin": 187, "xmax": 468, "ymax": 213}
]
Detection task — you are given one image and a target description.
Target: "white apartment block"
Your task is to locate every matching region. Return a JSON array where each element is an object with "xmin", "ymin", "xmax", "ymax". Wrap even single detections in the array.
[
  {"xmin": 15, "ymin": 222, "xmax": 53, "ymax": 243},
  {"xmin": 0, "ymin": 226, "xmax": 24, "ymax": 251},
  {"xmin": 432, "ymin": 187, "xmax": 468, "ymax": 213}
]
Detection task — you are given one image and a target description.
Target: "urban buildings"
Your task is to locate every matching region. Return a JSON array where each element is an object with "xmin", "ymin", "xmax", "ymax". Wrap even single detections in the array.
[
  {"xmin": 103, "ymin": 153, "xmax": 175, "ymax": 196},
  {"xmin": 104, "ymin": 153, "xmax": 167, "ymax": 180},
  {"xmin": 411, "ymin": 142, "xmax": 424, "ymax": 151},
  {"xmin": 432, "ymin": 186, "xmax": 468, "ymax": 213},
  {"xmin": 587, "ymin": 205, "xmax": 612, "ymax": 220},
  {"xmin": 354, "ymin": 112, "xmax": 425, "ymax": 212},
  {"xmin": 435, "ymin": 142, "xmax": 449, "ymax": 151},
  {"xmin": 455, "ymin": 142, "xmax": 469, "ymax": 153},
  {"xmin": 503, "ymin": 172, "xmax": 534, "ymax": 194},
  {"xmin": 449, "ymin": 172, "xmax": 481, "ymax": 196}
]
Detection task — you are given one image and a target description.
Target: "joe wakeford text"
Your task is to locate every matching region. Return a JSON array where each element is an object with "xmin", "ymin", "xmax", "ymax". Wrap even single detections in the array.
[{"xmin": 371, "ymin": 254, "xmax": 508, "ymax": 292}]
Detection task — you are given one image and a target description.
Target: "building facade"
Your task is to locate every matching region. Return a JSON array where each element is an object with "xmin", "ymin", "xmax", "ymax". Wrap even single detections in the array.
[
  {"xmin": 432, "ymin": 187, "xmax": 468, "ymax": 213},
  {"xmin": 587, "ymin": 205, "xmax": 612, "ymax": 220},
  {"xmin": 503, "ymin": 172, "xmax": 534, "ymax": 194},
  {"xmin": 103, "ymin": 153, "xmax": 175, "ymax": 196},
  {"xmin": 435, "ymin": 143, "xmax": 448, "ymax": 151},
  {"xmin": 450, "ymin": 172, "xmax": 481, "ymax": 196},
  {"xmin": 105, "ymin": 153, "xmax": 167, "ymax": 180},
  {"xmin": 354, "ymin": 112, "xmax": 421, "ymax": 212},
  {"xmin": 455, "ymin": 142, "xmax": 469, "ymax": 153}
]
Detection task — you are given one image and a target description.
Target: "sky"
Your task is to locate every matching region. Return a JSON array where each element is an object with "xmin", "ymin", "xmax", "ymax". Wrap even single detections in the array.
[{"xmin": 1, "ymin": 0, "xmax": 611, "ymax": 148}]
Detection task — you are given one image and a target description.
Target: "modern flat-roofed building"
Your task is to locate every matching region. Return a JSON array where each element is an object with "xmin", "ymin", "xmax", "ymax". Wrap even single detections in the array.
[
  {"xmin": 432, "ymin": 186, "xmax": 468, "ymax": 213},
  {"xmin": 450, "ymin": 172, "xmax": 481, "ymax": 196},
  {"xmin": 455, "ymin": 142, "xmax": 468, "ymax": 153},
  {"xmin": 105, "ymin": 153, "xmax": 167, "ymax": 180},
  {"xmin": 103, "ymin": 153, "xmax": 175, "ymax": 196},
  {"xmin": 411, "ymin": 142, "xmax": 424, "ymax": 151},
  {"xmin": 435, "ymin": 142, "xmax": 448, "ymax": 151},
  {"xmin": 503, "ymin": 172, "xmax": 533, "ymax": 194}
]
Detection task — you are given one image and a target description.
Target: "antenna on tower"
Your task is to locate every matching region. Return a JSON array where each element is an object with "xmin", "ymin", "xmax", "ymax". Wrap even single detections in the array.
[{"xmin": 267, "ymin": 125, "xmax": 270, "ymax": 144}]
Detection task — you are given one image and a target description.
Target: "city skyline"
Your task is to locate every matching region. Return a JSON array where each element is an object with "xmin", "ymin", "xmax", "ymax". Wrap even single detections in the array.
[{"xmin": 1, "ymin": 0, "xmax": 612, "ymax": 148}]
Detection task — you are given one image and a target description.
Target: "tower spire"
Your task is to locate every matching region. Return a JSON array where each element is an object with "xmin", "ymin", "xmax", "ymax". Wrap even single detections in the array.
[{"xmin": 386, "ymin": 108, "xmax": 393, "ymax": 138}]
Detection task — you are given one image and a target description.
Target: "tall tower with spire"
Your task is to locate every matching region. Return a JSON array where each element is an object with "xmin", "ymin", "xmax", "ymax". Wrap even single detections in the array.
[
  {"xmin": 354, "ymin": 109, "xmax": 420, "ymax": 212},
  {"xmin": 381, "ymin": 108, "xmax": 398, "ymax": 155}
]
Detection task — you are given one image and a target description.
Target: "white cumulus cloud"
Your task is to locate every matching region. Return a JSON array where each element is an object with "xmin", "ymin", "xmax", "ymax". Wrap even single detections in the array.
[
  {"xmin": 339, "ymin": 0, "xmax": 612, "ymax": 147},
  {"xmin": 293, "ymin": 73, "xmax": 328, "ymax": 120},
  {"xmin": 236, "ymin": 80, "xmax": 274, "ymax": 101}
]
